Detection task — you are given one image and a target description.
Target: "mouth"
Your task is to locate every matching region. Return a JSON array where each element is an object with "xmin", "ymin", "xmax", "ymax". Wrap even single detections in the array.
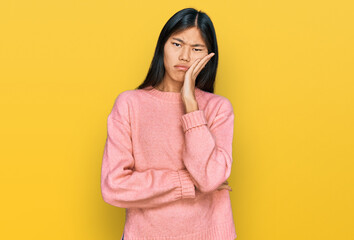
[{"xmin": 174, "ymin": 66, "xmax": 189, "ymax": 71}]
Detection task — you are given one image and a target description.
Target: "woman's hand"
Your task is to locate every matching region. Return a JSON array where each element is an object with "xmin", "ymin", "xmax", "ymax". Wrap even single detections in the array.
[
  {"xmin": 217, "ymin": 180, "xmax": 232, "ymax": 191},
  {"xmin": 180, "ymin": 52, "xmax": 215, "ymax": 103}
]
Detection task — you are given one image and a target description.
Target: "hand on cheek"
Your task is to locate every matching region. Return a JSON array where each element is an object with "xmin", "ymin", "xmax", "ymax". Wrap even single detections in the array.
[
  {"xmin": 181, "ymin": 52, "xmax": 215, "ymax": 112},
  {"xmin": 182, "ymin": 52, "xmax": 215, "ymax": 93}
]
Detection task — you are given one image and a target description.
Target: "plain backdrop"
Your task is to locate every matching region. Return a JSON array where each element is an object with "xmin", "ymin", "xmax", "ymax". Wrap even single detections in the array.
[{"xmin": 0, "ymin": 0, "xmax": 353, "ymax": 239}]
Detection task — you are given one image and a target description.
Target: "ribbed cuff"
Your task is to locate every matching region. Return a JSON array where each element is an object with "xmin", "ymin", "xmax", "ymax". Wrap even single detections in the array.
[
  {"xmin": 177, "ymin": 169, "xmax": 196, "ymax": 199},
  {"xmin": 180, "ymin": 110, "xmax": 208, "ymax": 133}
]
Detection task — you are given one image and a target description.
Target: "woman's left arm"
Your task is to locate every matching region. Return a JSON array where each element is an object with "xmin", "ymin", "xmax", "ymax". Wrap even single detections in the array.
[{"xmin": 180, "ymin": 98, "xmax": 235, "ymax": 193}]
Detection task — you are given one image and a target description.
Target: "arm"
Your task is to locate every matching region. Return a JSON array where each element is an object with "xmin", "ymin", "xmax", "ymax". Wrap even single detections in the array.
[
  {"xmin": 180, "ymin": 98, "xmax": 235, "ymax": 193},
  {"xmin": 101, "ymin": 93, "xmax": 196, "ymax": 209}
]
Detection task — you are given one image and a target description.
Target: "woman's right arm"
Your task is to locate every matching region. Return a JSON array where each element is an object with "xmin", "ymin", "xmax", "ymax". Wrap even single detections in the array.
[{"xmin": 100, "ymin": 93, "xmax": 196, "ymax": 209}]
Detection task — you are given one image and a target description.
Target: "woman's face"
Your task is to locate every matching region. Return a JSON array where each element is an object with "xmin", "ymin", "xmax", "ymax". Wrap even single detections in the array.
[{"xmin": 163, "ymin": 27, "xmax": 209, "ymax": 83}]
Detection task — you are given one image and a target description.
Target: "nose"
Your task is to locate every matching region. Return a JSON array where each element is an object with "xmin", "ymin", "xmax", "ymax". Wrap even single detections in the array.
[{"xmin": 179, "ymin": 47, "xmax": 190, "ymax": 62}]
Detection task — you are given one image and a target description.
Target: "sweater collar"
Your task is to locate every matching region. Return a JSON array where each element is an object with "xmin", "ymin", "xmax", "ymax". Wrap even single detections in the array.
[{"xmin": 143, "ymin": 85, "xmax": 204, "ymax": 103}]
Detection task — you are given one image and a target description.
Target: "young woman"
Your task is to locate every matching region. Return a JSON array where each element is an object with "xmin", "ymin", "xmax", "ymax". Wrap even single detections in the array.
[{"xmin": 101, "ymin": 8, "xmax": 237, "ymax": 240}]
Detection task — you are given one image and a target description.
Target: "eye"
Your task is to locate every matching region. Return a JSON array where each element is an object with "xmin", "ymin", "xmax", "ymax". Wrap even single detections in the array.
[
  {"xmin": 194, "ymin": 49, "xmax": 202, "ymax": 52},
  {"xmin": 172, "ymin": 42, "xmax": 181, "ymax": 47}
]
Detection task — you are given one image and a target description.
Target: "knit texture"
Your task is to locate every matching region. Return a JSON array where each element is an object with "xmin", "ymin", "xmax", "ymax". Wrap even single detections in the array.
[{"xmin": 101, "ymin": 85, "xmax": 237, "ymax": 240}]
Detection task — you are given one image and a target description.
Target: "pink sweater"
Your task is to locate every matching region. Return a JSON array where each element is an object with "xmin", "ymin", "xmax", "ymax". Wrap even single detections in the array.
[{"xmin": 101, "ymin": 85, "xmax": 237, "ymax": 240}]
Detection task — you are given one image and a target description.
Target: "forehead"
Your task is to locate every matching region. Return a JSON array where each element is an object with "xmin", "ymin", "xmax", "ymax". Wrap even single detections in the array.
[{"xmin": 169, "ymin": 27, "xmax": 206, "ymax": 44}]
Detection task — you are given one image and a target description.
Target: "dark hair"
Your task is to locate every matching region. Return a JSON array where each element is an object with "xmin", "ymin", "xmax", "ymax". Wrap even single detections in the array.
[{"xmin": 135, "ymin": 8, "xmax": 218, "ymax": 93}]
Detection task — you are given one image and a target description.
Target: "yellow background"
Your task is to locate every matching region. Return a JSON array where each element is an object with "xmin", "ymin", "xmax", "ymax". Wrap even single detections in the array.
[{"xmin": 1, "ymin": 0, "xmax": 353, "ymax": 239}]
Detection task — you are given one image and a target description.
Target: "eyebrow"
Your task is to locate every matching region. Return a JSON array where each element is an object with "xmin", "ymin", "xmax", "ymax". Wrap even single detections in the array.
[{"xmin": 172, "ymin": 37, "xmax": 206, "ymax": 48}]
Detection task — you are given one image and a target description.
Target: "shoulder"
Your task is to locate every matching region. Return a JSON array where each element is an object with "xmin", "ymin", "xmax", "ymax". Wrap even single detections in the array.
[
  {"xmin": 112, "ymin": 88, "xmax": 143, "ymax": 107},
  {"xmin": 108, "ymin": 89, "xmax": 138, "ymax": 120},
  {"xmin": 110, "ymin": 88, "xmax": 149, "ymax": 115},
  {"xmin": 114, "ymin": 89, "xmax": 136, "ymax": 102},
  {"xmin": 200, "ymin": 90, "xmax": 234, "ymax": 115}
]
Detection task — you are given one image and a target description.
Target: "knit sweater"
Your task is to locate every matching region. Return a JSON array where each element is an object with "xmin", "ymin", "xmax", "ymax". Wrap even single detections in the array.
[{"xmin": 101, "ymin": 85, "xmax": 237, "ymax": 240}]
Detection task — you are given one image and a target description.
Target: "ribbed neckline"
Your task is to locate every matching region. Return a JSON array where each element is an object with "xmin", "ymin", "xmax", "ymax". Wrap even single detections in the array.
[{"xmin": 142, "ymin": 85, "xmax": 205, "ymax": 103}]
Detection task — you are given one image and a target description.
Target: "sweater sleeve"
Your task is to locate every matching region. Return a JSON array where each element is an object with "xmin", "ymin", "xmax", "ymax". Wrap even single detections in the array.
[
  {"xmin": 180, "ymin": 98, "xmax": 235, "ymax": 193},
  {"xmin": 101, "ymin": 93, "xmax": 196, "ymax": 209}
]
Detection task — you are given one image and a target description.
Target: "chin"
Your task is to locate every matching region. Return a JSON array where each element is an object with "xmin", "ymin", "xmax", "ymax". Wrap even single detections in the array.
[{"xmin": 171, "ymin": 75, "xmax": 183, "ymax": 81}]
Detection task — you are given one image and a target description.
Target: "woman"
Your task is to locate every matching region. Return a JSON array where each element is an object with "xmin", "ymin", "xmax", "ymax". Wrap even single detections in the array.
[{"xmin": 101, "ymin": 8, "xmax": 237, "ymax": 240}]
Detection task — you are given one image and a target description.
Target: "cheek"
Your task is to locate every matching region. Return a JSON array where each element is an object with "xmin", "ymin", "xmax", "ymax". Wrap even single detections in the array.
[
  {"xmin": 163, "ymin": 56, "xmax": 171, "ymax": 70},
  {"xmin": 164, "ymin": 52, "xmax": 174, "ymax": 68},
  {"xmin": 190, "ymin": 52, "xmax": 206, "ymax": 62},
  {"xmin": 195, "ymin": 52, "xmax": 208, "ymax": 59}
]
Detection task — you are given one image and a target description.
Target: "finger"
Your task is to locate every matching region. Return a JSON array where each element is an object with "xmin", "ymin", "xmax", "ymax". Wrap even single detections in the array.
[
  {"xmin": 186, "ymin": 58, "xmax": 202, "ymax": 75},
  {"xmin": 196, "ymin": 52, "xmax": 214, "ymax": 70},
  {"xmin": 221, "ymin": 184, "xmax": 232, "ymax": 191},
  {"xmin": 193, "ymin": 53, "xmax": 214, "ymax": 73},
  {"xmin": 218, "ymin": 186, "xmax": 232, "ymax": 191},
  {"xmin": 218, "ymin": 184, "xmax": 229, "ymax": 189},
  {"xmin": 189, "ymin": 53, "xmax": 212, "ymax": 77},
  {"xmin": 187, "ymin": 53, "xmax": 214, "ymax": 78},
  {"xmin": 193, "ymin": 53, "xmax": 215, "ymax": 77}
]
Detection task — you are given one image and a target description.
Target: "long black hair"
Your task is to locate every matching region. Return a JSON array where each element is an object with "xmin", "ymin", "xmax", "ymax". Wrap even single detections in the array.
[{"xmin": 135, "ymin": 8, "xmax": 218, "ymax": 93}]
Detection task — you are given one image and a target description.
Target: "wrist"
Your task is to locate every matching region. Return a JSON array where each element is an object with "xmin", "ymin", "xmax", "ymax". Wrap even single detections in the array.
[{"xmin": 184, "ymin": 100, "xmax": 199, "ymax": 113}]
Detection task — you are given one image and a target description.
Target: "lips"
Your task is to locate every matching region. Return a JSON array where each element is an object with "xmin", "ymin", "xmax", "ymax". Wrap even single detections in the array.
[{"xmin": 175, "ymin": 65, "xmax": 189, "ymax": 71}]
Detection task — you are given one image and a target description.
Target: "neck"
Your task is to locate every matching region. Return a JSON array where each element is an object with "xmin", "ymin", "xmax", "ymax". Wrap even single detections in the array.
[{"xmin": 155, "ymin": 78, "xmax": 183, "ymax": 93}]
